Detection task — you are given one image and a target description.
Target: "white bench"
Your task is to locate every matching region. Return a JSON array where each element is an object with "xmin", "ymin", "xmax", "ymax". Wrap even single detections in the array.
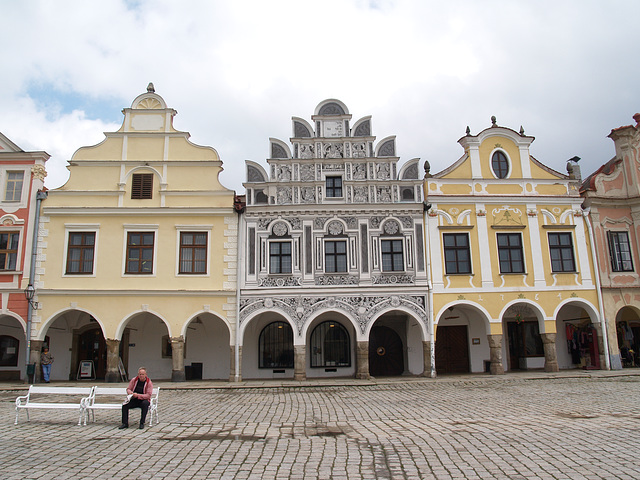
[
  {"xmin": 83, "ymin": 386, "xmax": 160, "ymax": 426},
  {"xmin": 15, "ymin": 386, "xmax": 94, "ymax": 425}
]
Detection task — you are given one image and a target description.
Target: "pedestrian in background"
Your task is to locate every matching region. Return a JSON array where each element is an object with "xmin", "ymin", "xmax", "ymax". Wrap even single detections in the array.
[{"xmin": 40, "ymin": 347, "xmax": 54, "ymax": 383}]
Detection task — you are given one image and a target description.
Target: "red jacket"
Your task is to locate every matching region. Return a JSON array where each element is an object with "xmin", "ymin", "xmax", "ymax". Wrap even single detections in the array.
[{"xmin": 127, "ymin": 376, "xmax": 153, "ymax": 401}]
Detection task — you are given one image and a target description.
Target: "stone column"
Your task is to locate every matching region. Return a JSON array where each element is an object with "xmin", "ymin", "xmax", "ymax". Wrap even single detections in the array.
[
  {"xmin": 229, "ymin": 345, "xmax": 236, "ymax": 382},
  {"xmin": 29, "ymin": 340, "xmax": 44, "ymax": 383},
  {"xmin": 540, "ymin": 333, "xmax": 560, "ymax": 372},
  {"xmin": 294, "ymin": 345, "xmax": 306, "ymax": 381},
  {"xmin": 170, "ymin": 336, "xmax": 186, "ymax": 382},
  {"xmin": 487, "ymin": 334, "xmax": 505, "ymax": 375},
  {"xmin": 421, "ymin": 340, "xmax": 434, "ymax": 377},
  {"xmin": 105, "ymin": 339, "xmax": 121, "ymax": 383},
  {"xmin": 356, "ymin": 341, "xmax": 370, "ymax": 379}
]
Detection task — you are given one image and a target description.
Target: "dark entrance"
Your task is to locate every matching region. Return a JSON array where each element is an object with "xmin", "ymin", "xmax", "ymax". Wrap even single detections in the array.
[
  {"xmin": 77, "ymin": 328, "xmax": 106, "ymax": 379},
  {"xmin": 369, "ymin": 325, "xmax": 404, "ymax": 376},
  {"xmin": 507, "ymin": 321, "xmax": 544, "ymax": 370},
  {"xmin": 435, "ymin": 325, "xmax": 470, "ymax": 374}
]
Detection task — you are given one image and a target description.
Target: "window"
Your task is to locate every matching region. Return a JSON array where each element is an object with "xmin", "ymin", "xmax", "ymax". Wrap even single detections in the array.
[
  {"xmin": 259, "ymin": 321, "xmax": 294, "ymax": 368},
  {"xmin": 608, "ymin": 231, "xmax": 634, "ymax": 272},
  {"xmin": 0, "ymin": 232, "xmax": 19, "ymax": 271},
  {"xmin": 179, "ymin": 232, "xmax": 207, "ymax": 274},
  {"xmin": 0, "ymin": 335, "xmax": 19, "ymax": 366},
  {"xmin": 126, "ymin": 232, "xmax": 155, "ymax": 274},
  {"xmin": 310, "ymin": 321, "xmax": 351, "ymax": 368},
  {"xmin": 4, "ymin": 172, "xmax": 24, "ymax": 202},
  {"xmin": 325, "ymin": 240, "xmax": 347, "ymax": 273},
  {"xmin": 326, "ymin": 176, "xmax": 342, "ymax": 198},
  {"xmin": 131, "ymin": 173, "xmax": 153, "ymax": 199},
  {"xmin": 381, "ymin": 239, "xmax": 404, "ymax": 271},
  {"xmin": 443, "ymin": 233, "xmax": 471, "ymax": 274},
  {"xmin": 491, "ymin": 151, "xmax": 509, "ymax": 179},
  {"xmin": 497, "ymin": 233, "xmax": 525, "ymax": 274},
  {"xmin": 401, "ymin": 188, "xmax": 415, "ymax": 201},
  {"xmin": 269, "ymin": 241, "xmax": 292, "ymax": 274},
  {"xmin": 66, "ymin": 232, "xmax": 95, "ymax": 274},
  {"xmin": 549, "ymin": 232, "xmax": 576, "ymax": 272}
]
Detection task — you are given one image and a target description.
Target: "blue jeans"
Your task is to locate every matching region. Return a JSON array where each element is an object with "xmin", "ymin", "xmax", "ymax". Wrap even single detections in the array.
[{"xmin": 42, "ymin": 364, "xmax": 51, "ymax": 382}]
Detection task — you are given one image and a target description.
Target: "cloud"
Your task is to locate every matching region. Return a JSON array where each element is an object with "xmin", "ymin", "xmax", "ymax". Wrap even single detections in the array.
[{"xmin": 0, "ymin": 0, "xmax": 639, "ymax": 192}]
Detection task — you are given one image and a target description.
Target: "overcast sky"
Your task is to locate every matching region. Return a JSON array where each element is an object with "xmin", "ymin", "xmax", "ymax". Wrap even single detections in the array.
[{"xmin": 1, "ymin": 0, "xmax": 638, "ymax": 192}]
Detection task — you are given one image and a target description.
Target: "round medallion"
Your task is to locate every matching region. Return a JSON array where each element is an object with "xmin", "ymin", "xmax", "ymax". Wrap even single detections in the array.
[
  {"xmin": 264, "ymin": 298, "xmax": 273, "ymax": 308},
  {"xmin": 383, "ymin": 221, "xmax": 400, "ymax": 235},
  {"xmin": 272, "ymin": 222, "xmax": 288, "ymax": 236},
  {"xmin": 328, "ymin": 221, "xmax": 343, "ymax": 235}
]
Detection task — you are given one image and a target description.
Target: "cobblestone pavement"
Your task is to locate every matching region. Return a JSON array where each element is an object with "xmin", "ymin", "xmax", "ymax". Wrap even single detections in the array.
[{"xmin": 2, "ymin": 373, "xmax": 640, "ymax": 479}]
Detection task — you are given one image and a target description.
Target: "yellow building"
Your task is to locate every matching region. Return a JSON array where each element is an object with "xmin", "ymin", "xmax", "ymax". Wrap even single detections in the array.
[
  {"xmin": 32, "ymin": 85, "xmax": 238, "ymax": 382},
  {"xmin": 425, "ymin": 118, "xmax": 606, "ymax": 374}
]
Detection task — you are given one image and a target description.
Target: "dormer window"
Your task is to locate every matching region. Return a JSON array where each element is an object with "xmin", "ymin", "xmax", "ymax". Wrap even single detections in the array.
[
  {"xmin": 326, "ymin": 176, "xmax": 343, "ymax": 198},
  {"xmin": 491, "ymin": 151, "xmax": 509, "ymax": 179}
]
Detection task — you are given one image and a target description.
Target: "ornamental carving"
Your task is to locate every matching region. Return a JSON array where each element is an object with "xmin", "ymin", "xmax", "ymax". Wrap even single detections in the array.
[
  {"xmin": 327, "ymin": 221, "xmax": 343, "ymax": 235},
  {"xmin": 372, "ymin": 274, "xmax": 415, "ymax": 285},
  {"xmin": 352, "ymin": 143, "xmax": 367, "ymax": 158},
  {"xmin": 376, "ymin": 163, "xmax": 391, "ymax": 179},
  {"xmin": 318, "ymin": 103, "xmax": 345, "ymax": 115},
  {"xmin": 300, "ymin": 164, "xmax": 315, "ymax": 181},
  {"xmin": 300, "ymin": 144, "xmax": 315, "ymax": 159},
  {"xmin": 401, "ymin": 163, "xmax": 419, "ymax": 180},
  {"xmin": 259, "ymin": 276, "xmax": 302, "ymax": 287},
  {"xmin": 277, "ymin": 187, "xmax": 292, "ymax": 204},
  {"xmin": 315, "ymin": 275, "xmax": 359, "ymax": 286},
  {"xmin": 300, "ymin": 187, "xmax": 316, "ymax": 203},
  {"xmin": 323, "ymin": 143, "xmax": 343, "ymax": 158},
  {"xmin": 377, "ymin": 186, "xmax": 392, "ymax": 203},
  {"xmin": 239, "ymin": 294, "xmax": 427, "ymax": 334},
  {"xmin": 31, "ymin": 164, "xmax": 47, "ymax": 181},
  {"xmin": 277, "ymin": 165, "xmax": 291, "ymax": 181},
  {"xmin": 258, "ymin": 218, "xmax": 272, "ymax": 230},
  {"xmin": 272, "ymin": 222, "xmax": 288, "ymax": 236},
  {"xmin": 314, "ymin": 217, "xmax": 329, "ymax": 229},
  {"xmin": 338, "ymin": 217, "xmax": 358, "ymax": 229},
  {"xmin": 353, "ymin": 164, "xmax": 367, "ymax": 180},
  {"xmin": 135, "ymin": 97, "xmax": 162, "ymax": 109},
  {"xmin": 369, "ymin": 216, "xmax": 386, "ymax": 229},
  {"xmin": 353, "ymin": 186, "xmax": 369, "ymax": 203},
  {"xmin": 247, "ymin": 165, "xmax": 266, "ymax": 182},
  {"xmin": 492, "ymin": 206, "xmax": 523, "ymax": 226},
  {"xmin": 383, "ymin": 220, "xmax": 400, "ymax": 235}
]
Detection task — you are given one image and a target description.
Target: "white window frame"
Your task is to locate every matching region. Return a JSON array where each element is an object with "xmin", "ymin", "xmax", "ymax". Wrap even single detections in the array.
[
  {"xmin": 175, "ymin": 225, "xmax": 212, "ymax": 277},
  {"xmin": 123, "ymin": 224, "xmax": 158, "ymax": 277},
  {"xmin": 63, "ymin": 224, "xmax": 100, "ymax": 277}
]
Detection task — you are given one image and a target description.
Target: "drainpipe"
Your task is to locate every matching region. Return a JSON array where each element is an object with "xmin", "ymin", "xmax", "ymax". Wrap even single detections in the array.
[
  {"xmin": 25, "ymin": 190, "xmax": 48, "ymax": 381},
  {"xmin": 583, "ymin": 206, "xmax": 611, "ymax": 370},
  {"xmin": 234, "ymin": 196, "xmax": 245, "ymax": 382},
  {"xmin": 423, "ymin": 201, "xmax": 436, "ymax": 377}
]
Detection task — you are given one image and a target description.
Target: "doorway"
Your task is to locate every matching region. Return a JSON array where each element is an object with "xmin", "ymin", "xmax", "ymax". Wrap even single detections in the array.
[
  {"xmin": 435, "ymin": 325, "xmax": 470, "ymax": 374},
  {"xmin": 369, "ymin": 325, "xmax": 404, "ymax": 376}
]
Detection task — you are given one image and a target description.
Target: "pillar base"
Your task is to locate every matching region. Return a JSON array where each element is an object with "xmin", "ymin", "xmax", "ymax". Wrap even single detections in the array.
[
  {"xmin": 171, "ymin": 370, "xmax": 186, "ymax": 382},
  {"xmin": 105, "ymin": 372, "xmax": 120, "ymax": 383}
]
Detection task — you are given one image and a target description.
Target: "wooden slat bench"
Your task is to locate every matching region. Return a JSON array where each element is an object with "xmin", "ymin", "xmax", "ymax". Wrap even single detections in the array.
[
  {"xmin": 83, "ymin": 386, "xmax": 160, "ymax": 426},
  {"xmin": 15, "ymin": 386, "xmax": 94, "ymax": 425}
]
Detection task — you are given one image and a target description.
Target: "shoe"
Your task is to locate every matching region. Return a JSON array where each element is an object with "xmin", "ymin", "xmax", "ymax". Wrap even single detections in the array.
[
  {"xmin": 118, "ymin": 424, "xmax": 128, "ymax": 429},
  {"xmin": 138, "ymin": 423, "xmax": 144, "ymax": 430}
]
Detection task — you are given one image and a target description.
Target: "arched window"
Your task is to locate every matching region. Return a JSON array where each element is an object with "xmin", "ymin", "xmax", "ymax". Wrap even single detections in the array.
[
  {"xmin": 259, "ymin": 321, "xmax": 293, "ymax": 368},
  {"xmin": 401, "ymin": 188, "xmax": 415, "ymax": 201},
  {"xmin": 491, "ymin": 151, "xmax": 509, "ymax": 179},
  {"xmin": 0, "ymin": 335, "xmax": 19, "ymax": 366},
  {"xmin": 310, "ymin": 321, "xmax": 351, "ymax": 367}
]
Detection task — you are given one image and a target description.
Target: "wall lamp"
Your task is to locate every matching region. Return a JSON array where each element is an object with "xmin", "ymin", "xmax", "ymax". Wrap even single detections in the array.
[{"xmin": 24, "ymin": 284, "xmax": 38, "ymax": 309}]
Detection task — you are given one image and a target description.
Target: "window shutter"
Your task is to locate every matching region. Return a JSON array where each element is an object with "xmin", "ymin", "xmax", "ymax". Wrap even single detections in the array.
[{"xmin": 132, "ymin": 174, "xmax": 153, "ymax": 199}]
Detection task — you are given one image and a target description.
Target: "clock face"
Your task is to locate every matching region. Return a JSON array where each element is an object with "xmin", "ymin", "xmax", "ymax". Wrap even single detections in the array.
[{"xmin": 323, "ymin": 120, "xmax": 343, "ymax": 138}]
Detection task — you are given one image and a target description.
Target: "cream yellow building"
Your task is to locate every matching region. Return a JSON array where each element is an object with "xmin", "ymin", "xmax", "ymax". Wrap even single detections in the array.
[
  {"xmin": 32, "ymin": 85, "xmax": 238, "ymax": 382},
  {"xmin": 425, "ymin": 118, "xmax": 607, "ymax": 374}
]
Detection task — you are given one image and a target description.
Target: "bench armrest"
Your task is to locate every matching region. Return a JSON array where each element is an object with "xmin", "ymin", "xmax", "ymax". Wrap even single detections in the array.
[{"xmin": 15, "ymin": 393, "xmax": 30, "ymax": 407}]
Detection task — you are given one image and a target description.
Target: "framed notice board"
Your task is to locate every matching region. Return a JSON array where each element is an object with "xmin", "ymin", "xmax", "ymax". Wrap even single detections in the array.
[{"xmin": 76, "ymin": 360, "xmax": 95, "ymax": 380}]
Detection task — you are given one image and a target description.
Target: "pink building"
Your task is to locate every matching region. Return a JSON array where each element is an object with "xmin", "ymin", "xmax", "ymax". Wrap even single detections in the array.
[
  {"xmin": 581, "ymin": 113, "xmax": 640, "ymax": 370},
  {"xmin": 0, "ymin": 133, "xmax": 48, "ymax": 381}
]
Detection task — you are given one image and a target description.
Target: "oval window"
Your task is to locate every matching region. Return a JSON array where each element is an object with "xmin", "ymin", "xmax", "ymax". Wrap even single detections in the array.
[{"xmin": 491, "ymin": 151, "xmax": 509, "ymax": 179}]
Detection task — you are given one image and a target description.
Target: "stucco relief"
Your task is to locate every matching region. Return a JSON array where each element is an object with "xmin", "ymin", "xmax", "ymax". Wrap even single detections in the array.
[
  {"xmin": 377, "ymin": 186, "xmax": 392, "ymax": 203},
  {"xmin": 323, "ymin": 143, "xmax": 343, "ymax": 158},
  {"xmin": 277, "ymin": 165, "xmax": 291, "ymax": 181},
  {"xmin": 300, "ymin": 144, "xmax": 315, "ymax": 159},
  {"xmin": 353, "ymin": 186, "xmax": 369, "ymax": 203},
  {"xmin": 31, "ymin": 164, "xmax": 47, "ymax": 181},
  {"xmin": 239, "ymin": 294, "xmax": 427, "ymax": 335},
  {"xmin": 276, "ymin": 187, "xmax": 292, "ymax": 204},
  {"xmin": 376, "ymin": 163, "xmax": 391, "ymax": 179},
  {"xmin": 492, "ymin": 206, "xmax": 523, "ymax": 226},
  {"xmin": 300, "ymin": 187, "xmax": 316, "ymax": 203},
  {"xmin": 353, "ymin": 164, "xmax": 367, "ymax": 180},
  {"xmin": 352, "ymin": 143, "xmax": 367, "ymax": 158},
  {"xmin": 300, "ymin": 164, "xmax": 315, "ymax": 182}
]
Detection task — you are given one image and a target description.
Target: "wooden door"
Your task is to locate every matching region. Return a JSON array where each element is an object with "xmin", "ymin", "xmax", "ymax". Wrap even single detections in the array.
[
  {"xmin": 369, "ymin": 326, "xmax": 404, "ymax": 376},
  {"xmin": 78, "ymin": 328, "xmax": 106, "ymax": 379},
  {"xmin": 435, "ymin": 325, "xmax": 470, "ymax": 374}
]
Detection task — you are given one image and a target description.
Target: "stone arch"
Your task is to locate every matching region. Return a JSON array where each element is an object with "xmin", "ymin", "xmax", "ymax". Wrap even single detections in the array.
[
  {"xmin": 315, "ymin": 99, "xmax": 349, "ymax": 116},
  {"xmin": 38, "ymin": 307, "xmax": 106, "ymax": 341},
  {"xmin": 181, "ymin": 310, "xmax": 233, "ymax": 380}
]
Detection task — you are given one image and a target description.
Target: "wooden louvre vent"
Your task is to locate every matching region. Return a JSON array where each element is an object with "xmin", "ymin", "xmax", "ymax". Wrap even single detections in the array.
[{"xmin": 131, "ymin": 173, "xmax": 153, "ymax": 199}]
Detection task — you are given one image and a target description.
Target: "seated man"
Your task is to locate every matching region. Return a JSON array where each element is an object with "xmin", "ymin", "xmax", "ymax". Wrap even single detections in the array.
[{"xmin": 119, "ymin": 367, "xmax": 153, "ymax": 429}]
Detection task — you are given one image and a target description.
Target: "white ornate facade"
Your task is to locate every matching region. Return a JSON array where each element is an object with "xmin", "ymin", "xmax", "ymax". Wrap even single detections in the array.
[{"xmin": 240, "ymin": 99, "xmax": 429, "ymax": 380}]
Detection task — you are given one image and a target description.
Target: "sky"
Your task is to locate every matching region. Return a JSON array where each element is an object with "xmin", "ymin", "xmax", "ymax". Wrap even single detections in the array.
[{"xmin": 1, "ymin": 0, "xmax": 639, "ymax": 192}]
